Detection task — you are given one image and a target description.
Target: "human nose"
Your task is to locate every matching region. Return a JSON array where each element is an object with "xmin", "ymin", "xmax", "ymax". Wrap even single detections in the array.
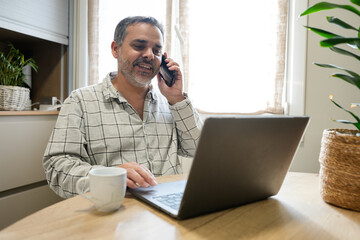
[{"xmin": 142, "ymin": 47, "xmax": 154, "ymax": 60}]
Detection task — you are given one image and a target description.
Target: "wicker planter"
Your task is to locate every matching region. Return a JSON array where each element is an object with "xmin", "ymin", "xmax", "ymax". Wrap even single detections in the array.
[
  {"xmin": 319, "ymin": 129, "xmax": 360, "ymax": 211},
  {"xmin": 0, "ymin": 85, "xmax": 30, "ymax": 111}
]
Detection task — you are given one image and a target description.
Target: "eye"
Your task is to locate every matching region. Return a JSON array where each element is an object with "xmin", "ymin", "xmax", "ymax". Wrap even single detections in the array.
[
  {"xmin": 153, "ymin": 49, "xmax": 162, "ymax": 56},
  {"xmin": 133, "ymin": 45, "xmax": 145, "ymax": 51}
]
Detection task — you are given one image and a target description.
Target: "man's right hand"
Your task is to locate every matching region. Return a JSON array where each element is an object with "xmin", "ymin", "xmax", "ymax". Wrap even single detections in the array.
[{"xmin": 117, "ymin": 162, "xmax": 158, "ymax": 189}]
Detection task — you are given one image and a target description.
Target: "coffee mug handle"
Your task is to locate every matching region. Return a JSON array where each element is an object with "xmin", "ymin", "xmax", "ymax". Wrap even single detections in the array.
[{"xmin": 76, "ymin": 176, "xmax": 92, "ymax": 201}]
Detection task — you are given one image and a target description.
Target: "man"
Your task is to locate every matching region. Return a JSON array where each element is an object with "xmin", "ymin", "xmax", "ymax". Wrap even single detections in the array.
[{"xmin": 43, "ymin": 16, "xmax": 202, "ymax": 198}]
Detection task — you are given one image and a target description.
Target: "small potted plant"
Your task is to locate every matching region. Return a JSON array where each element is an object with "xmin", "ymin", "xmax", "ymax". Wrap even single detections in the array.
[
  {"xmin": 0, "ymin": 43, "xmax": 38, "ymax": 111},
  {"xmin": 301, "ymin": 0, "xmax": 360, "ymax": 211}
]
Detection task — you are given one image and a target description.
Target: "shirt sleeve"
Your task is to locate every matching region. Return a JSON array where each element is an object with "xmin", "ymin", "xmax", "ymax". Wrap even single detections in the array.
[
  {"xmin": 42, "ymin": 92, "xmax": 104, "ymax": 199},
  {"xmin": 169, "ymin": 95, "xmax": 203, "ymax": 157}
]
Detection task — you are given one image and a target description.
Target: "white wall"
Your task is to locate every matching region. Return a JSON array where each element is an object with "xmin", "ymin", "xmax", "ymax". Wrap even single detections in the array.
[{"xmin": 289, "ymin": 0, "xmax": 360, "ymax": 173}]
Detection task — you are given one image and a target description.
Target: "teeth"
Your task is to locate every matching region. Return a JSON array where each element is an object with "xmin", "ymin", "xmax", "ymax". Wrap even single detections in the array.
[{"xmin": 139, "ymin": 64, "xmax": 151, "ymax": 70}]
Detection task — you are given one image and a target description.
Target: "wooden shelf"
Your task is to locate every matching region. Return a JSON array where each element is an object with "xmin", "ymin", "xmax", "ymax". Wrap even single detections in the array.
[{"xmin": 0, "ymin": 111, "xmax": 59, "ymax": 116}]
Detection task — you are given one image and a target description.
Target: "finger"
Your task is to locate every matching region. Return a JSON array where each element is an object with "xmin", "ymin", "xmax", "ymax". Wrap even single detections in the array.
[
  {"xmin": 126, "ymin": 178, "xmax": 139, "ymax": 189},
  {"xmin": 168, "ymin": 66, "xmax": 182, "ymax": 82},
  {"xmin": 138, "ymin": 165, "xmax": 158, "ymax": 186},
  {"xmin": 167, "ymin": 61, "xmax": 179, "ymax": 68},
  {"xmin": 141, "ymin": 167, "xmax": 158, "ymax": 186},
  {"xmin": 168, "ymin": 65, "xmax": 180, "ymax": 72},
  {"xmin": 141, "ymin": 165, "xmax": 155, "ymax": 178},
  {"xmin": 165, "ymin": 59, "xmax": 180, "ymax": 68},
  {"xmin": 126, "ymin": 168, "xmax": 150, "ymax": 188},
  {"xmin": 127, "ymin": 164, "xmax": 157, "ymax": 187},
  {"xmin": 119, "ymin": 163, "xmax": 151, "ymax": 188}
]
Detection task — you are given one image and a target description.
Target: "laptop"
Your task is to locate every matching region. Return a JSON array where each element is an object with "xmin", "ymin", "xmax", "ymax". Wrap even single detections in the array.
[{"xmin": 129, "ymin": 116, "xmax": 310, "ymax": 219}]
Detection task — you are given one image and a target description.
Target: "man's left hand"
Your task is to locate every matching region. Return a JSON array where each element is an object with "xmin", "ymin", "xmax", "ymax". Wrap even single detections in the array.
[{"xmin": 157, "ymin": 53, "xmax": 185, "ymax": 105}]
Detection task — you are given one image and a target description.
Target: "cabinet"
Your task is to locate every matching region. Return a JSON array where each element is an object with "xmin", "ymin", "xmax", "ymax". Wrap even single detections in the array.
[
  {"xmin": 0, "ymin": 0, "xmax": 69, "ymax": 45},
  {"xmin": 0, "ymin": 0, "xmax": 72, "ymax": 229},
  {"xmin": 0, "ymin": 114, "xmax": 63, "ymax": 229},
  {"xmin": 0, "ymin": 0, "xmax": 71, "ymax": 104}
]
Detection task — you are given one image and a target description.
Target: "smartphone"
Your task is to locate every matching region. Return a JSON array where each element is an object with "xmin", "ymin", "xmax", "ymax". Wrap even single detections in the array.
[{"xmin": 159, "ymin": 55, "xmax": 175, "ymax": 87}]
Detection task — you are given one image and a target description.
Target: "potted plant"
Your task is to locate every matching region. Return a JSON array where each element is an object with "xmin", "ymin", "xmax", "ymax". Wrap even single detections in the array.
[
  {"xmin": 0, "ymin": 43, "xmax": 38, "ymax": 111},
  {"xmin": 301, "ymin": 0, "xmax": 360, "ymax": 211}
]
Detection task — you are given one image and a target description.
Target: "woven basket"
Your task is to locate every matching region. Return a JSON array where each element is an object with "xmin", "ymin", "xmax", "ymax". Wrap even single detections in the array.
[
  {"xmin": 0, "ymin": 85, "xmax": 30, "ymax": 111},
  {"xmin": 319, "ymin": 129, "xmax": 360, "ymax": 211}
]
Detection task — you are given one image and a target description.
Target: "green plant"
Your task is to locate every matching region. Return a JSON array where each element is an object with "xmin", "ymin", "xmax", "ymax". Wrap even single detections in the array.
[
  {"xmin": 301, "ymin": 0, "xmax": 360, "ymax": 130},
  {"xmin": 0, "ymin": 43, "xmax": 38, "ymax": 87}
]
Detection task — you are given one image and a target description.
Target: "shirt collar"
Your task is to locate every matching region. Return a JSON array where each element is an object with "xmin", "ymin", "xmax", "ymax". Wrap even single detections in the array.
[
  {"xmin": 102, "ymin": 72, "xmax": 126, "ymax": 102},
  {"xmin": 102, "ymin": 72, "xmax": 157, "ymax": 103},
  {"xmin": 147, "ymin": 86, "xmax": 157, "ymax": 103}
]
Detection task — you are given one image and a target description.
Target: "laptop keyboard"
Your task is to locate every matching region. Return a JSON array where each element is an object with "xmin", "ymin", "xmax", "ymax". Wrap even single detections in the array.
[{"xmin": 153, "ymin": 192, "xmax": 183, "ymax": 210}]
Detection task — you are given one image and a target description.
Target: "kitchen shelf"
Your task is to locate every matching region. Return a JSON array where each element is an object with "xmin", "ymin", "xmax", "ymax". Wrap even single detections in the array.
[{"xmin": 0, "ymin": 111, "xmax": 59, "ymax": 116}]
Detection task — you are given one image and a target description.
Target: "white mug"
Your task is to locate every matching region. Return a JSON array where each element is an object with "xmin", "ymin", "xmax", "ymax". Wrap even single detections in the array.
[{"xmin": 76, "ymin": 167, "xmax": 127, "ymax": 212}]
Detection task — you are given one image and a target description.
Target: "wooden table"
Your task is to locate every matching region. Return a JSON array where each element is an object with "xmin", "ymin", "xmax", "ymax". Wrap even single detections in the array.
[{"xmin": 1, "ymin": 172, "xmax": 360, "ymax": 240}]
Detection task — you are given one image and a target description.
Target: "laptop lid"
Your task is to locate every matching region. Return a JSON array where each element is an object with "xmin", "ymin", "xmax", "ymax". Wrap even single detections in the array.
[{"xmin": 130, "ymin": 116, "xmax": 310, "ymax": 219}]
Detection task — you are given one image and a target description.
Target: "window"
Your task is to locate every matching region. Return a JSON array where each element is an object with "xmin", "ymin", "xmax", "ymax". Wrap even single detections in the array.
[
  {"xmin": 188, "ymin": 0, "xmax": 287, "ymax": 114},
  {"xmin": 91, "ymin": 0, "xmax": 290, "ymax": 115}
]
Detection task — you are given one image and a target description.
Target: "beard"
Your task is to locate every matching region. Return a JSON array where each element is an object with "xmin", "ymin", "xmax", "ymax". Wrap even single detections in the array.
[{"xmin": 118, "ymin": 54, "xmax": 158, "ymax": 87}]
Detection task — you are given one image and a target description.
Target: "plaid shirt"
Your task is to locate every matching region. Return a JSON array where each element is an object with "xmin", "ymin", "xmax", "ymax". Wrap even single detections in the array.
[{"xmin": 43, "ymin": 73, "xmax": 202, "ymax": 198}]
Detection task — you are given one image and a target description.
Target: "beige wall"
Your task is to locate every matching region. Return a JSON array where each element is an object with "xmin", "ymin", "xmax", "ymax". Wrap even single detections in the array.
[{"xmin": 289, "ymin": 0, "xmax": 360, "ymax": 173}]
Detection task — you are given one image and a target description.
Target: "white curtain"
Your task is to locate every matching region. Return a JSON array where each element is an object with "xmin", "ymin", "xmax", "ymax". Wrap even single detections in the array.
[
  {"xmin": 88, "ymin": 0, "xmax": 99, "ymax": 86},
  {"xmin": 187, "ymin": 0, "xmax": 288, "ymax": 114}
]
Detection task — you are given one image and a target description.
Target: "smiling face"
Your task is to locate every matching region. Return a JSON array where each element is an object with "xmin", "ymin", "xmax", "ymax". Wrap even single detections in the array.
[{"xmin": 112, "ymin": 23, "xmax": 163, "ymax": 88}]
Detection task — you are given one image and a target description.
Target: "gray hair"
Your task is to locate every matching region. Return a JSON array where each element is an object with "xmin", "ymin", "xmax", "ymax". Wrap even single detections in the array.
[{"xmin": 114, "ymin": 16, "xmax": 164, "ymax": 46}]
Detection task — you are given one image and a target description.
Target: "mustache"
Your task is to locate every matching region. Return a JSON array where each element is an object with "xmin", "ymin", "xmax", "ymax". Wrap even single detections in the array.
[{"xmin": 133, "ymin": 58, "xmax": 155, "ymax": 70}]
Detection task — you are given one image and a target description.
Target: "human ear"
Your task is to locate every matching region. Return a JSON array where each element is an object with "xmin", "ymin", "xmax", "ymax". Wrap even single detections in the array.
[{"xmin": 111, "ymin": 41, "xmax": 119, "ymax": 58}]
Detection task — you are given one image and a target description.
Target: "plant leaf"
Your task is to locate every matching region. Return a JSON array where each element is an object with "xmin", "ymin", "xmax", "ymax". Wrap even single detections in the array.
[
  {"xmin": 351, "ymin": 0, "xmax": 360, "ymax": 7},
  {"xmin": 305, "ymin": 26, "xmax": 339, "ymax": 38},
  {"xmin": 330, "ymin": 46, "xmax": 360, "ymax": 61},
  {"xmin": 330, "ymin": 96, "xmax": 360, "ymax": 123},
  {"xmin": 332, "ymin": 73, "xmax": 360, "ymax": 90},
  {"xmin": 326, "ymin": 16, "xmax": 360, "ymax": 32},
  {"xmin": 314, "ymin": 62, "xmax": 360, "ymax": 79},
  {"xmin": 320, "ymin": 37, "xmax": 360, "ymax": 48},
  {"xmin": 333, "ymin": 119, "xmax": 357, "ymax": 124},
  {"xmin": 332, "ymin": 119, "xmax": 360, "ymax": 130},
  {"xmin": 300, "ymin": 2, "xmax": 360, "ymax": 17},
  {"xmin": 0, "ymin": 43, "xmax": 38, "ymax": 86}
]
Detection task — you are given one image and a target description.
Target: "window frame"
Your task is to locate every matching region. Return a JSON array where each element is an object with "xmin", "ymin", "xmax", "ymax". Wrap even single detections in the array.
[
  {"xmin": 78, "ymin": 0, "xmax": 308, "ymax": 117},
  {"xmin": 284, "ymin": 0, "xmax": 308, "ymax": 116}
]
